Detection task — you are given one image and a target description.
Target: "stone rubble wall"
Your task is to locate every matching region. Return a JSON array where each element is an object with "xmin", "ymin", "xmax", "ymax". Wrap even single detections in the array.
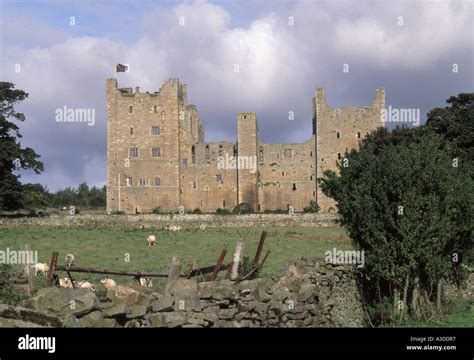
[
  {"xmin": 0, "ymin": 259, "xmax": 365, "ymax": 328},
  {"xmin": 0, "ymin": 213, "xmax": 339, "ymax": 229}
]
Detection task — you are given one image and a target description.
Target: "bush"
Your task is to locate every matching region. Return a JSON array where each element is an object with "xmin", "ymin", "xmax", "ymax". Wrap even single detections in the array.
[
  {"xmin": 111, "ymin": 210, "xmax": 125, "ymax": 215},
  {"xmin": 238, "ymin": 256, "xmax": 260, "ymax": 279},
  {"xmin": 263, "ymin": 208, "xmax": 287, "ymax": 214},
  {"xmin": 190, "ymin": 208, "xmax": 203, "ymax": 214},
  {"xmin": 233, "ymin": 203, "xmax": 254, "ymax": 214},
  {"xmin": 215, "ymin": 208, "xmax": 231, "ymax": 215},
  {"xmin": 0, "ymin": 265, "xmax": 26, "ymax": 305},
  {"xmin": 303, "ymin": 200, "xmax": 320, "ymax": 213},
  {"xmin": 152, "ymin": 207, "xmax": 161, "ymax": 214}
]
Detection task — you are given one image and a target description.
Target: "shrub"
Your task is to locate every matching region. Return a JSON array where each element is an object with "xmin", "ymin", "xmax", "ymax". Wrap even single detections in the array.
[
  {"xmin": 233, "ymin": 203, "xmax": 254, "ymax": 214},
  {"xmin": 215, "ymin": 208, "xmax": 231, "ymax": 215},
  {"xmin": 0, "ymin": 264, "xmax": 26, "ymax": 305},
  {"xmin": 152, "ymin": 207, "xmax": 161, "ymax": 214},
  {"xmin": 303, "ymin": 200, "xmax": 320, "ymax": 213},
  {"xmin": 111, "ymin": 210, "xmax": 125, "ymax": 215},
  {"xmin": 238, "ymin": 256, "xmax": 260, "ymax": 279},
  {"xmin": 190, "ymin": 208, "xmax": 203, "ymax": 214},
  {"xmin": 263, "ymin": 208, "xmax": 287, "ymax": 214}
]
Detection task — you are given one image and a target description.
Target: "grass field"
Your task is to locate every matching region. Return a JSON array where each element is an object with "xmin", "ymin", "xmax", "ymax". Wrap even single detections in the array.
[
  {"xmin": 0, "ymin": 226, "xmax": 351, "ymax": 289},
  {"xmin": 1, "ymin": 225, "xmax": 471, "ymax": 327}
]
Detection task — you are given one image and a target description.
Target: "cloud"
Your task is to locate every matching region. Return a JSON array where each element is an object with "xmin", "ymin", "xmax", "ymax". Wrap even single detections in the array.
[{"xmin": 1, "ymin": 0, "xmax": 472, "ymax": 190}]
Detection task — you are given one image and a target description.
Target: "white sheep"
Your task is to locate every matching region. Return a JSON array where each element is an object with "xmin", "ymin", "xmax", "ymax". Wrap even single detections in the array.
[
  {"xmin": 136, "ymin": 277, "xmax": 153, "ymax": 287},
  {"xmin": 58, "ymin": 277, "xmax": 73, "ymax": 288},
  {"xmin": 146, "ymin": 234, "xmax": 156, "ymax": 247},
  {"xmin": 100, "ymin": 277, "xmax": 117, "ymax": 289},
  {"xmin": 77, "ymin": 280, "xmax": 96, "ymax": 291},
  {"xmin": 65, "ymin": 253, "xmax": 75, "ymax": 267},
  {"xmin": 168, "ymin": 225, "xmax": 182, "ymax": 232},
  {"xmin": 199, "ymin": 224, "xmax": 206, "ymax": 230},
  {"xmin": 34, "ymin": 263, "xmax": 49, "ymax": 276}
]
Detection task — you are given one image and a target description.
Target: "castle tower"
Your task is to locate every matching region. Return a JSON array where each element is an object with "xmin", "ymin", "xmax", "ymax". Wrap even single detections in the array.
[
  {"xmin": 106, "ymin": 78, "xmax": 182, "ymax": 214},
  {"xmin": 237, "ymin": 112, "xmax": 259, "ymax": 210},
  {"xmin": 313, "ymin": 87, "xmax": 385, "ymax": 212}
]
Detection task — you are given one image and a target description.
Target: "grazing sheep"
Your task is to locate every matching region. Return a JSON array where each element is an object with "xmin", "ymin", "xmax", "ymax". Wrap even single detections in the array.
[
  {"xmin": 199, "ymin": 224, "xmax": 206, "ymax": 230},
  {"xmin": 135, "ymin": 277, "xmax": 153, "ymax": 287},
  {"xmin": 34, "ymin": 263, "xmax": 49, "ymax": 276},
  {"xmin": 59, "ymin": 277, "xmax": 73, "ymax": 288},
  {"xmin": 167, "ymin": 225, "xmax": 182, "ymax": 232},
  {"xmin": 65, "ymin": 253, "xmax": 75, "ymax": 267},
  {"xmin": 146, "ymin": 234, "xmax": 156, "ymax": 247},
  {"xmin": 100, "ymin": 277, "xmax": 117, "ymax": 289},
  {"xmin": 77, "ymin": 280, "xmax": 96, "ymax": 291}
]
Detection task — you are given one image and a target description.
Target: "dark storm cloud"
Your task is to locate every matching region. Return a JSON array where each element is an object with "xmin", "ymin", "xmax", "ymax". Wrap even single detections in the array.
[{"xmin": 1, "ymin": 0, "xmax": 472, "ymax": 190}]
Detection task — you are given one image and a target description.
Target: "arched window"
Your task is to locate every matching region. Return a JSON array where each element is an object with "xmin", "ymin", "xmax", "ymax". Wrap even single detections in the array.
[{"xmin": 191, "ymin": 145, "xmax": 196, "ymax": 164}]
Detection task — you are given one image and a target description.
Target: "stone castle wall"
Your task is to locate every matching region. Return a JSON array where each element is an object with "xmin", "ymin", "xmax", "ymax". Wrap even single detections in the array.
[{"xmin": 106, "ymin": 78, "xmax": 384, "ymax": 214}]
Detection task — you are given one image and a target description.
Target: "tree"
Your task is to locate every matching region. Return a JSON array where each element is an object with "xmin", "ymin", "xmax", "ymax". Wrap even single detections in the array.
[
  {"xmin": 426, "ymin": 93, "xmax": 474, "ymax": 177},
  {"xmin": 0, "ymin": 82, "xmax": 43, "ymax": 210},
  {"xmin": 22, "ymin": 183, "xmax": 50, "ymax": 210},
  {"xmin": 319, "ymin": 127, "xmax": 473, "ymax": 325}
]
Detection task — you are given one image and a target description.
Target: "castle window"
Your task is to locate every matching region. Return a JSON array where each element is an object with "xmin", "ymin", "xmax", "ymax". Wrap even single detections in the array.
[
  {"xmin": 284, "ymin": 149, "xmax": 293, "ymax": 159},
  {"xmin": 139, "ymin": 178, "xmax": 149, "ymax": 186},
  {"xmin": 153, "ymin": 106, "xmax": 158, "ymax": 113},
  {"xmin": 259, "ymin": 146, "xmax": 264, "ymax": 163},
  {"xmin": 129, "ymin": 106, "xmax": 133, "ymax": 113},
  {"xmin": 292, "ymin": 183, "xmax": 297, "ymax": 191},
  {"xmin": 129, "ymin": 147, "xmax": 139, "ymax": 157},
  {"xmin": 357, "ymin": 131, "xmax": 361, "ymax": 139},
  {"xmin": 130, "ymin": 127, "xmax": 134, "ymax": 135},
  {"xmin": 182, "ymin": 159, "xmax": 188, "ymax": 167},
  {"xmin": 151, "ymin": 148, "xmax": 161, "ymax": 157},
  {"xmin": 243, "ymin": 115, "xmax": 247, "ymax": 119},
  {"xmin": 223, "ymin": 200, "xmax": 226, "ymax": 208},
  {"xmin": 336, "ymin": 131, "xmax": 340, "ymax": 139},
  {"xmin": 282, "ymin": 171, "xmax": 285, "ymax": 177},
  {"xmin": 310, "ymin": 175, "xmax": 313, "ymax": 181},
  {"xmin": 218, "ymin": 145, "xmax": 224, "ymax": 156},
  {"xmin": 310, "ymin": 151, "xmax": 313, "ymax": 157},
  {"xmin": 338, "ymin": 153, "xmax": 341, "ymax": 160},
  {"xmin": 192, "ymin": 182, "xmax": 197, "ymax": 189},
  {"xmin": 126, "ymin": 177, "xmax": 132, "ymax": 187},
  {"xmin": 216, "ymin": 175, "xmax": 223, "ymax": 184},
  {"xmin": 191, "ymin": 146, "xmax": 196, "ymax": 164},
  {"xmin": 205, "ymin": 145, "xmax": 210, "ymax": 162},
  {"xmin": 154, "ymin": 178, "xmax": 161, "ymax": 187},
  {"xmin": 152, "ymin": 126, "xmax": 160, "ymax": 135}
]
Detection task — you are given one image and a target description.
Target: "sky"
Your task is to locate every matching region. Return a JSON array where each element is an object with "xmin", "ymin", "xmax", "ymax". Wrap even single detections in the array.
[{"xmin": 0, "ymin": 0, "xmax": 473, "ymax": 191}]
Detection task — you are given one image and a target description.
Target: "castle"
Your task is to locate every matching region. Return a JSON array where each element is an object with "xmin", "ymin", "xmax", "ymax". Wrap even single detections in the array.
[{"xmin": 106, "ymin": 78, "xmax": 385, "ymax": 214}]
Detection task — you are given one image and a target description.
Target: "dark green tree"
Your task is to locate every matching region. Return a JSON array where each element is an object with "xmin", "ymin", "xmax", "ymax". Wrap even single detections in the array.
[
  {"xmin": 319, "ymin": 127, "xmax": 473, "ymax": 324},
  {"xmin": 426, "ymin": 93, "xmax": 474, "ymax": 177},
  {"xmin": 0, "ymin": 82, "xmax": 43, "ymax": 210}
]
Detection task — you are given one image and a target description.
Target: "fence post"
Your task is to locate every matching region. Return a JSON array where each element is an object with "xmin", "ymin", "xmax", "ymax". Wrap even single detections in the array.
[
  {"xmin": 166, "ymin": 256, "xmax": 181, "ymax": 291},
  {"xmin": 211, "ymin": 249, "xmax": 227, "ymax": 281},
  {"xmin": 22, "ymin": 245, "xmax": 35, "ymax": 295},
  {"xmin": 254, "ymin": 231, "xmax": 267, "ymax": 263},
  {"xmin": 230, "ymin": 242, "xmax": 244, "ymax": 280},
  {"xmin": 46, "ymin": 252, "xmax": 58, "ymax": 287}
]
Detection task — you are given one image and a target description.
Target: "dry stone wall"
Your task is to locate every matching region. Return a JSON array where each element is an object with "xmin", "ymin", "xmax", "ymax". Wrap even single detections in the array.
[
  {"xmin": 0, "ymin": 213, "xmax": 339, "ymax": 229},
  {"xmin": 0, "ymin": 259, "xmax": 365, "ymax": 328}
]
